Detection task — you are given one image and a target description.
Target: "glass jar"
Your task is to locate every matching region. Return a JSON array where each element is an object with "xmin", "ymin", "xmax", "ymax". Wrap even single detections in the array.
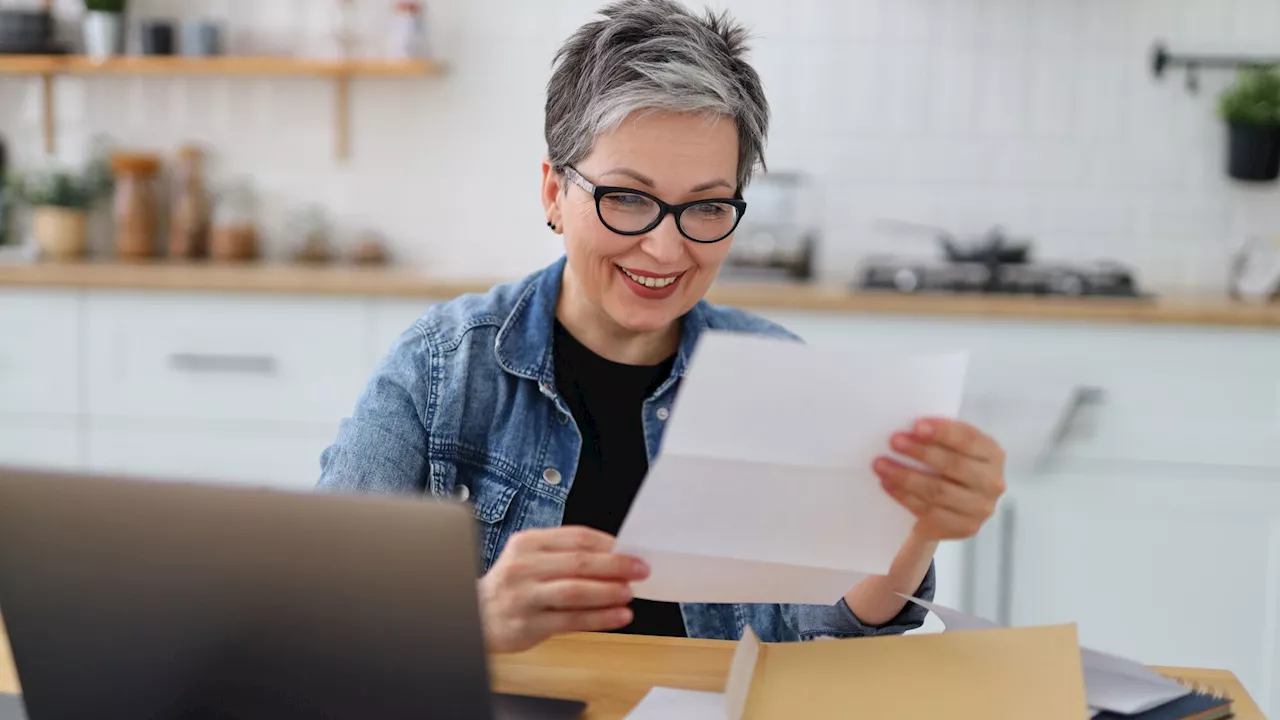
[
  {"xmin": 210, "ymin": 179, "xmax": 259, "ymax": 263},
  {"xmin": 111, "ymin": 152, "xmax": 162, "ymax": 259},
  {"xmin": 169, "ymin": 145, "xmax": 210, "ymax": 259}
]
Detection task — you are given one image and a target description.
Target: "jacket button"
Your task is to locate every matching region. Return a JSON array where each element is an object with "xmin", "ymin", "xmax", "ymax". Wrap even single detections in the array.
[
  {"xmin": 542, "ymin": 468, "xmax": 562, "ymax": 486},
  {"xmin": 656, "ymin": 407, "xmax": 670, "ymax": 421},
  {"xmin": 453, "ymin": 485, "xmax": 470, "ymax": 502}
]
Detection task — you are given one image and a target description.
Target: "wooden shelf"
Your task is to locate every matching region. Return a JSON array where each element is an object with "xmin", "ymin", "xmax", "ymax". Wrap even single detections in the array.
[
  {"xmin": 0, "ymin": 55, "xmax": 443, "ymax": 159},
  {"xmin": 0, "ymin": 55, "xmax": 442, "ymax": 78}
]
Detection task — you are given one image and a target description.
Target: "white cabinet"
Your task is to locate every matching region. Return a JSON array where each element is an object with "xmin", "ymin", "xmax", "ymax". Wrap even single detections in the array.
[
  {"xmin": 0, "ymin": 290, "xmax": 79, "ymax": 415},
  {"xmin": 368, "ymin": 298, "xmax": 443, "ymax": 367},
  {"xmin": 0, "ymin": 416, "xmax": 79, "ymax": 471},
  {"xmin": 993, "ymin": 468, "xmax": 1280, "ymax": 717},
  {"xmin": 85, "ymin": 418, "xmax": 338, "ymax": 492},
  {"xmin": 85, "ymin": 293, "xmax": 373, "ymax": 424},
  {"xmin": 0, "ymin": 290, "xmax": 81, "ymax": 472}
]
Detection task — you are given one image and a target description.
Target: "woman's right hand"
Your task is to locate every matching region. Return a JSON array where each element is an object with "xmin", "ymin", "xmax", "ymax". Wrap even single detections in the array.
[{"xmin": 477, "ymin": 526, "xmax": 650, "ymax": 654}]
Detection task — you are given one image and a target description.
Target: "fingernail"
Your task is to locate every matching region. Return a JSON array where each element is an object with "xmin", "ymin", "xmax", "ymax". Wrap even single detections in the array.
[
  {"xmin": 916, "ymin": 421, "xmax": 935, "ymax": 438},
  {"xmin": 616, "ymin": 608, "xmax": 634, "ymax": 623},
  {"xmin": 633, "ymin": 560, "xmax": 651, "ymax": 577},
  {"xmin": 891, "ymin": 435, "xmax": 912, "ymax": 451},
  {"xmin": 874, "ymin": 458, "xmax": 894, "ymax": 473},
  {"xmin": 621, "ymin": 586, "xmax": 634, "ymax": 601}
]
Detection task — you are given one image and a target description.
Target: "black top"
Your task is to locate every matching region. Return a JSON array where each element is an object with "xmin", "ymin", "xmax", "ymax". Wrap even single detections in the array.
[{"xmin": 553, "ymin": 321, "xmax": 687, "ymax": 638}]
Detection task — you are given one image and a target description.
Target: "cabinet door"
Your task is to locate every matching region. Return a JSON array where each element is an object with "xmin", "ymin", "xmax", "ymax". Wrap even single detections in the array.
[
  {"xmin": 0, "ymin": 415, "xmax": 79, "ymax": 471},
  {"xmin": 86, "ymin": 419, "xmax": 338, "ymax": 492},
  {"xmin": 0, "ymin": 290, "xmax": 79, "ymax": 415},
  {"xmin": 85, "ymin": 293, "xmax": 371, "ymax": 425},
  {"xmin": 1002, "ymin": 470, "xmax": 1280, "ymax": 717}
]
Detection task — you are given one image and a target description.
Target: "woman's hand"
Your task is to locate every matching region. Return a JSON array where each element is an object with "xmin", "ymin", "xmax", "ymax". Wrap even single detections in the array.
[
  {"xmin": 477, "ymin": 526, "xmax": 649, "ymax": 654},
  {"xmin": 873, "ymin": 418, "xmax": 1006, "ymax": 541}
]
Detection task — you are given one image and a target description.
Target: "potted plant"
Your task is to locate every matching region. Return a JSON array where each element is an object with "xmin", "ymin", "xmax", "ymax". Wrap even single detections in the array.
[
  {"xmin": 83, "ymin": 0, "xmax": 127, "ymax": 61},
  {"xmin": 1219, "ymin": 66, "xmax": 1280, "ymax": 182},
  {"xmin": 7, "ymin": 157, "xmax": 112, "ymax": 260}
]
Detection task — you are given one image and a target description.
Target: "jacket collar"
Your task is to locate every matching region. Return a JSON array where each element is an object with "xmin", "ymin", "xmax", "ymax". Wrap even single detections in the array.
[{"xmin": 494, "ymin": 255, "xmax": 711, "ymax": 390}]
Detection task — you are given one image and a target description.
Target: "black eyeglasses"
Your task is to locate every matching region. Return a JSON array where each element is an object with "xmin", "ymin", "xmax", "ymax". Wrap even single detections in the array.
[{"xmin": 562, "ymin": 166, "xmax": 747, "ymax": 244}]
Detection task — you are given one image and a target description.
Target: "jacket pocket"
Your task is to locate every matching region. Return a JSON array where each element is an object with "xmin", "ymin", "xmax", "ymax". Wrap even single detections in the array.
[{"xmin": 431, "ymin": 456, "xmax": 520, "ymax": 572}]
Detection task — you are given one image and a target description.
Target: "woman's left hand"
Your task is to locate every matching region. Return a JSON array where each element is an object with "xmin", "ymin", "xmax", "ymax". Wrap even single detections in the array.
[{"xmin": 873, "ymin": 418, "xmax": 1006, "ymax": 541}]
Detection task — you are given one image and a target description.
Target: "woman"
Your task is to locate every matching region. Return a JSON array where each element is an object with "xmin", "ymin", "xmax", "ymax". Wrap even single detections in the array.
[{"xmin": 318, "ymin": 0, "xmax": 1005, "ymax": 654}]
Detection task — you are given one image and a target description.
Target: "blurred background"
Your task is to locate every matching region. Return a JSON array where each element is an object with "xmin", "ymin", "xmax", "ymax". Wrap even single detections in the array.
[
  {"xmin": 1, "ymin": 0, "xmax": 1279, "ymax": 716},
  {"xmin": 0, "ymin": 0, "xmax": 1279, "ymax": 282}
]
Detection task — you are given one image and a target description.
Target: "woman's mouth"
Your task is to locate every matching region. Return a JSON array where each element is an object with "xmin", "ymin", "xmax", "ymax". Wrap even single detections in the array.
[{"xmin": 617, "ymin": 265, "xmax": 686, "ymax": 299}]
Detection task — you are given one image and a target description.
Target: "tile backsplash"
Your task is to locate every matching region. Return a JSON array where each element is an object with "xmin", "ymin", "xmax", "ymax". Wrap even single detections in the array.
[{"xmin": 2, "ymin": 0, "xmax": 1280, "ymax": 289}]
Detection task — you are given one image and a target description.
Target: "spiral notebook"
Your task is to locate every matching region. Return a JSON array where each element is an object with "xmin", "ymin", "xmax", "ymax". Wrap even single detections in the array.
[{"xmin": 1091, "ymin": 676, "xmax": 1234, "ymax": 720}]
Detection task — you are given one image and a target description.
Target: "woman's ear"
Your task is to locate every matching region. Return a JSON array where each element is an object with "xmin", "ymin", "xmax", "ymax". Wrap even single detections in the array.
[{"xmin": 541, "ymin": 159, "xmax": 563, "ymax": 231}]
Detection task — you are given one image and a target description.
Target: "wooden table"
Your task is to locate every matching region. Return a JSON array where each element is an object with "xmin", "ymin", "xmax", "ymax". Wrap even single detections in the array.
[{"xmin": 0, "ymin": 614, "xmax": 1264, "ymax": 719}]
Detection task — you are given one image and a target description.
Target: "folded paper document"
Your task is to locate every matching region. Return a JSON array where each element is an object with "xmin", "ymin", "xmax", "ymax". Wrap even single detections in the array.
[
  {"xmin": 624, "ymin": 623, "xmax": 1088, "ymax": 720},
  {"xmin": 615, "ymin": 331, "xmax": 969, "ymax": 605}
]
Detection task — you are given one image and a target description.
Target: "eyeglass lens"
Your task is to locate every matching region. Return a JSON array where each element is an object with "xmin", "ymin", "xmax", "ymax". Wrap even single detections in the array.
[{"xmin": 598, "ymin": 191, "xmax": 740, "ymax": 242}]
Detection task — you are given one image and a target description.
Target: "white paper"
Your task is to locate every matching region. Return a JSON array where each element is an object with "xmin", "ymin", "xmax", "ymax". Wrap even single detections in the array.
[
  {"xmin": 622, "ymin": 688, "xmax": 725, "ymax": 720},
  {"xmin": 903, "ymin": 596, "xmax": 1190, "ymax": 715},
  {"xmin": 616, "ymin": 331, "xmax": 968, "ymax": 605}
]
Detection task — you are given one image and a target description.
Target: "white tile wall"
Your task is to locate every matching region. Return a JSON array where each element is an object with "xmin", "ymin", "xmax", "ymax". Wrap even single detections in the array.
[{"xmin": 2, "ymin": 0, "xmax": 1280, "ymax": 288}]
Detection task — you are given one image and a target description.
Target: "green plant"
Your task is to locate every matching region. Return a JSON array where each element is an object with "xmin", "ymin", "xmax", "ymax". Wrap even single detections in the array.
[
  {"xmin": 7, "ymin": 147, "xmax": 113, "ymax": 211},
  {"xmin": 84, "ymin": 0, "xmax": 126, "ymax": 13},
  {"xmin": 1219, "ymin": 66, "xmax": 1280, "ymax": 127}
]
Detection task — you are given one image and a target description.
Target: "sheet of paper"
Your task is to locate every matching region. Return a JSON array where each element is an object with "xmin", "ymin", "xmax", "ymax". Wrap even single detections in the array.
[
  {"xmin": 616, "ymin": 331, "xmax": 968, "ymax": 605},
  {"xmin": 902, "ymin": 596, "xmax": 1190, "ymax": 715},
  {"xmin": 622, "ymin": 688, "xmax": 725, "ymax": 720}
]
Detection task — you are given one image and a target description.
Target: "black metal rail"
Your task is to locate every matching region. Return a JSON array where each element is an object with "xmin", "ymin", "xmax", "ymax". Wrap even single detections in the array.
[{"xmin": 1151, "ymin": 41, "xmax": 1280, "ymax": 92}]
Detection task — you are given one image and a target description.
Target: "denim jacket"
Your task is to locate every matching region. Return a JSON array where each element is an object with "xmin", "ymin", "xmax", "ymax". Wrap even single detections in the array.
[{"xmin": 317, "ymin": 256, "xmax": 934, "ymax": 642}]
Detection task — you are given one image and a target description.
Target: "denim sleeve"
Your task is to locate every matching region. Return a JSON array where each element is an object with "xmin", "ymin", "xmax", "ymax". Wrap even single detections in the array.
[
  {"xmin": 792, "ymin": 560, "xmax": 936, "ymax": 640},
  {"xmin": 316, "ymin": 323, "xmax": 434, "ymax": 496}
]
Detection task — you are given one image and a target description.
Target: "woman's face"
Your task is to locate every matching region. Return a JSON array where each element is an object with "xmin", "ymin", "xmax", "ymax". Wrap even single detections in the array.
[{"xmin": 543, "ymin": 110, "xmax": 740, "ymax": 335}]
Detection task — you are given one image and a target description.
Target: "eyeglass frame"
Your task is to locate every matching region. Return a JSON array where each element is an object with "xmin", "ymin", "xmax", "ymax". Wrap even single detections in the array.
[{"xmin": 560, "ymin": 165, "xmax": 748, "ymax": 244}]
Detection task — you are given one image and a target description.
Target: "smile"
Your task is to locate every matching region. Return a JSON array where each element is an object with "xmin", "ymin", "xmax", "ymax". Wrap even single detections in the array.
[{"xmin": 619, "ymin": 266, "xmax": 684, "ymax": 289}]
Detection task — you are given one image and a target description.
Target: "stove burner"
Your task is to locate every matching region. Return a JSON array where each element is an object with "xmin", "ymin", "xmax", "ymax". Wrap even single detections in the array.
[{"xmin": 856, "ymin": 258, "xmax": 1143, "ymax": 298}]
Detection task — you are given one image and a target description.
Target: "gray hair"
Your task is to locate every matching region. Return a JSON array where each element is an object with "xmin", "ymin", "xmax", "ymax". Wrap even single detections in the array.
[{"xmin": 545, "ymin": 0, "xmax": 770, "ymax": 192}]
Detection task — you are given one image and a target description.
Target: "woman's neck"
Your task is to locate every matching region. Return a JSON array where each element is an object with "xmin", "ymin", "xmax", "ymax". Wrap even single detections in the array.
[{"xmin": 556, "ymin": 268, "xmax": 680, "ymax": 366}]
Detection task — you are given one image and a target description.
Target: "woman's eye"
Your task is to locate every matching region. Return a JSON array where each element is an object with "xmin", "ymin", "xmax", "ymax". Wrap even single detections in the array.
[
  {"xmin": 602, "ymin": 194, "xmax": 652, "ymax": 211},
  {"xmin": 692, "ymin": 203, "xmax": 728, "ymax": 217}
]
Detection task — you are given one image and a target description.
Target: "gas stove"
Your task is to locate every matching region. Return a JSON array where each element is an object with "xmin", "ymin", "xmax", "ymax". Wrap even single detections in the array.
[{"xmin": 855, "ymin": 257, "xmax": 1144, "ymax": 298}]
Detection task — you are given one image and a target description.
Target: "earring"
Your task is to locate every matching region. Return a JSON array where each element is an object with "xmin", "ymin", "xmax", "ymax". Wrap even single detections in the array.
[{"xmin": 547, "ymin": 221, "xmax": 558, "ymax": 232}]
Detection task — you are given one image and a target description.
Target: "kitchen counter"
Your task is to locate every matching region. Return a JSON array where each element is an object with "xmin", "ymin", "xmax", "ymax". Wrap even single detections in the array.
[{"xmin": 2, "ymin": 260, "xmax": 1278, "ymax": 329}]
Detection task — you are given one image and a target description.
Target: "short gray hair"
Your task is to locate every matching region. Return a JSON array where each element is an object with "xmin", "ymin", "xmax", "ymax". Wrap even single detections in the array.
[{"xmin": 545, "ymin": 0, "xmax": 770, "ymax": 192}]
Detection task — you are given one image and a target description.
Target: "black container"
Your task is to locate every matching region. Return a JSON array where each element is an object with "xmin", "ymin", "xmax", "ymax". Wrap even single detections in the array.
[
  {"xmin": 0, "ymin": 8, "xmax": 55, "ymax": 54},
  {"xmin": 140, "ymin": 20, "xmax": 176, "ymax": 56},
  {"xmin": 1227, "ymin": 122, "xmax": 1280, "ymax": 182}
]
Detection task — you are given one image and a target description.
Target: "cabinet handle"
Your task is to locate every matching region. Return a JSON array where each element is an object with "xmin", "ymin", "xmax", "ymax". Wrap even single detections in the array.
[
  {"xmin": 1036, "ymin": 385, "xmax": 1106, "ymax": 470},
  {"xmin": 168, "ymin": 353, "xmax": 278, "ymax": 375},
  {"xmin": 996, "ymin": 502, "xmax": 1017, "ymax": 627}
]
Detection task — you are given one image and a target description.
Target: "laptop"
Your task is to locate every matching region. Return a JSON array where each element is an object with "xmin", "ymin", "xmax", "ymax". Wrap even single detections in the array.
[{"xmin": 0, "ymin": 469, "xmax": 587, "ymax": 720}]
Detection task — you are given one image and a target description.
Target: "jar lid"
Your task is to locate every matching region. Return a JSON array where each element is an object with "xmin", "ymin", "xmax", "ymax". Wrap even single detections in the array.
[{"xmin": 111, "ymin": 152, "xmax": 162, "ymax": 176}]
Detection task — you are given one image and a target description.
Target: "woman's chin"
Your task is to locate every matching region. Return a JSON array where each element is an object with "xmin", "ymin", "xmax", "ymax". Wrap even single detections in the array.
[{"xmin": 605, "ymin": 296, "xmax": 686, "ymax": 335}]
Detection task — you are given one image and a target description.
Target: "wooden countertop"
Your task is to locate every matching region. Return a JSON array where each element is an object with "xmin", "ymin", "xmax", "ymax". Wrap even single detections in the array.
[
  {"xmin": 0, "ymin": 617, "xmax": 1263, "ymax": 719},
  {"xmin": 2, "ymin": 260, "xmax": 1279, "ymax": 329}
]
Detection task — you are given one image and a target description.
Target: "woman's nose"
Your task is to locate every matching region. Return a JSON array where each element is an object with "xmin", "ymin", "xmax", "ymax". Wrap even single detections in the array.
[{"xmin": 637, "ymin": 214, "xmax": 686, "ymax": 265}]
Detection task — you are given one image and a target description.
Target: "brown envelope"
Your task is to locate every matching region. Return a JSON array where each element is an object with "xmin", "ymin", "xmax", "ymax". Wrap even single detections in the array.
[{"xmin": 724, "ymin": 623, "xmax": 1089, "ymax": 720}]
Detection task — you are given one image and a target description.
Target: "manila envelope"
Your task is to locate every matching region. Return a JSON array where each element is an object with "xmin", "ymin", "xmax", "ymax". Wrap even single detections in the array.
[{"xmin": 724, "ymin": 623, "xmax": 1089, "ymax": 720}]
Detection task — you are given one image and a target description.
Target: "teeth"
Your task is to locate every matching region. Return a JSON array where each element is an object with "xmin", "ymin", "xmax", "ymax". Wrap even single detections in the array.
[{"xmin": 622, "ymin": 268, "xmax": 679, "ymax": 289}]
